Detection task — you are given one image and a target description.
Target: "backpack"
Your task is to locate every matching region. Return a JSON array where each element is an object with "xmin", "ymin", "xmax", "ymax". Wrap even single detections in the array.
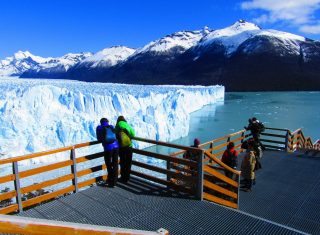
[
  {"xmin": 118, "ymin": 129, "xmax": 131, "ymax": 147},
  {"xmin": 102, "ymin": 126, "xmax": 116, "ymax": 144},
  {"xmin": 258, "ymin": 122, "xmax": 265, "ymax": 133}
]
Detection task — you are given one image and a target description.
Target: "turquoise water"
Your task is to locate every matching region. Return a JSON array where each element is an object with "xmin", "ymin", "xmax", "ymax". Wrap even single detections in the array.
[{"xmin": 173, "ymin": 92, "xmax": 320, "ymax": 147}]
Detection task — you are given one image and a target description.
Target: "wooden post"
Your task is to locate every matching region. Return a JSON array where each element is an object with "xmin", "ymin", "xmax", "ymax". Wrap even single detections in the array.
[
  {"xmin": 209, "ymin": 142, "xmax": 213, "ymax": 163},
  {"xmin": 196, "ymin": 150, "xmax": 204, "ymax": 201},
  {"xmin": 70, "ymin": 147, "xmax": 78, "ymax": 193},
  {"xmin": 297, "ymin": 130, "xmax": 301, "ymax": 150},
  {"xmin": 285, "ymin": 130, "xmax": 289, "ymax": 152},
  {"xmin": 240, "ymin": 132, "xmax": 245, "ymax": 143},
  {"xmin": 237, "ymin": 173, "xmax": 240, "ymax": 208},
  {"xmin": 12, "ymin": 162, "xmax": 23, "ymax": 212},
  {"xmin": 166, "ymin": 159, "xmax": 171, "ymax": 188}
]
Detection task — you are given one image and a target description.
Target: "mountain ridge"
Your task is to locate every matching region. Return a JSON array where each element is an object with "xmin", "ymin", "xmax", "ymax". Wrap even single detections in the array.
[{"xmin": 2, "ymin": 20, "xmax": 320, "ymax": 91}]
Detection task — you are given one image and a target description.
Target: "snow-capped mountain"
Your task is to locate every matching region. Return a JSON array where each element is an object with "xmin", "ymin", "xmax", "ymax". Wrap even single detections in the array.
[
  {"xmin": 20, "ymin": 52, "xmax": 92, "ymax": 78},
  {"xmin": 2, "ymin": 20, "xmax": 320, "ymax": 90},
  {"xmin": 0, "ymin": 51, "xmax": 50, "ymax": 76},
  {"xmin": 90, "ymin": 20, "xmax": 318, "ymax": 91},
  {"xmin": 135, "ymin": 27, "xmax": 211, "ymax": 56},
  {"xmin": 197, "ymin": 20, "xmax": 262, "ymax": 55},
  {"xmin": 76, "ymin": 46, "xmax": 136, "ymax": 68}
]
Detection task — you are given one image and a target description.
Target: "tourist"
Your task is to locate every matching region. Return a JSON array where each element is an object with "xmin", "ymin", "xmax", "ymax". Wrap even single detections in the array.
[
  {"xmin": 221, "ymin": 142, "xmax": 238, "ymax": 179},
  {"xmin": 115, "ymin": 116, "xmax": 135, "ymax": 183},
  {"xmin": 240, "ymin": 140, "xmax": 256, "ymax": 192},
  {"xmin": 244, "ymin": 117, "xmax": 265, "ymax": 151},
  {"xmin": 96, "ymin": 118, "xmax": 119, "ymax": 187},
  {"xmin": 183, "ymin": 138, "xmax": 201, "ymax": 161}
]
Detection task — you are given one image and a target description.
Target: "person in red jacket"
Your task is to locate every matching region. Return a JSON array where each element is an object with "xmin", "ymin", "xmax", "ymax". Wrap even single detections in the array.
[{"xmin": 221, "ymin": 142, "xmax": 238, "ymax": 179}]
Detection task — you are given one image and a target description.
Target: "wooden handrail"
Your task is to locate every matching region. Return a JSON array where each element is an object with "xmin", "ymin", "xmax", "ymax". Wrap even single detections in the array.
[
  {"xmin": 0, "ymin": 141, "xmax": 101, "ymax": 165},
  {"xmin": 265, "ymin": 127, "xmax": 289, "ymax": 132},
  {"xmin": 133, "ymin": 137, "xmax": 200, "ymax": 152},
  {"xmin": 291, "ymin": 128, "xmax": 302, "ymax": 136},
  {"xmin": 0, "ymin": 214, "xmax": 168, "ymax": 235},
  {"xmin": 204, "ymin": 150, "xmax": 241, "ymax": 175}
]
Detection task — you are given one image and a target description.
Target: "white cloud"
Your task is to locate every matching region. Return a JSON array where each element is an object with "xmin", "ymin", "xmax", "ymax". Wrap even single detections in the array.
[
  {"xmin": 300, "ymin": 23, "xmax": 320, "ymax": 34},
  {"xmin": 241, "ymin": 0, "xmax": 320, "ymax": 34}
]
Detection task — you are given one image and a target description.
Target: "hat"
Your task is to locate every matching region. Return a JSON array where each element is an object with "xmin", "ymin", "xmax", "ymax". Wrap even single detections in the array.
[
  {"xmin": 194, "ymin": 138, "xmax": 200, "ymax": 146},
  {"xmin": 100, "ymin": 118, "xmax": 109, "ymax": 124}
]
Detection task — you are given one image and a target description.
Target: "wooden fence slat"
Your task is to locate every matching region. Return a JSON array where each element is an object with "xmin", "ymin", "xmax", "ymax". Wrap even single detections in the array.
[
  {"xmin": 265, "ymin": 127, "xmax": 289, "ymax": 132},
  {"xmin": 133, "ymin": 137, "xmax": 200, "ymax": 152},
  {"xmin": 20, "ymin": 160, "xmax": 73, "ymax": 178},
  {"xmin": 261, "ymin": 133, "xmax": 287, "ymax": 138},
  {"xmin": 170, "ymin": 163, "xmax": 195, "ymax": 175},
  {"xmin": 231, "ymin": 136, "xmax": 245, "ymax": 143},
  {"xmin": 132, "ymin": 160, "xmax": 196, "ymax": 183},
  {"xmin": 22, "ymin": 186, "xmax": 75, "ymax": 208},
  {"xmin": 260, "ymin": 139, "xmax": 286, "ymax": 145},
  {"xmin": 73, "ymin": 141, "xmax": 100, "ymax": 149},
  {"xmin": 201, "ymin": 130, "xmax": 245, "ymax": 148},
  {"xmin": 78, "ymin": 175, "xmax": 107, "ymax": 189},
  {"xmin": 76, "ymin": 152, "xmax": 105, "ymax": 164},
  {"xmin": 203, "ymin": 192, "xmax": 238, "ymax": 209},
  {"xmin": 77, "ymin": 164, "xmax": 106, "ymax": 178},
  {"xmin": 0, "ymin": 190, "xmax": 16, "ymax": 201},
  {"xmin": 131, "ymin": 170, "xmax": 195, "ymax": 195},
  {"xmin": 0, "ymin": 146, "xmax": 73, "ymax": 165},
  {"xmin": 133, "ymin": 149, "xmax": 197, "ymax": 167},
  {"xmin": 204, "ymin": 166, "xmax": 238, "ymax": 187},
  {"xmin": 20, "ymin": 174, "xmax": 75, "ymax": 194},
  {"xmin": 203, "ymin": 180, "xmax": 237, "ymax": 199},
  {"xmin": 204, "ymin": 151, "xmax": 240, "ymax": 175},
  {"xmin": 0, "ymin": 204, "xmax": 18, "ymax": 214},
  {"xmin": 207, "ymin": 142, "xmax": 229, "ymax": 152},
  {"xmin": 0, "ymin": 174, "xmax": 15, "ymax": 184}
]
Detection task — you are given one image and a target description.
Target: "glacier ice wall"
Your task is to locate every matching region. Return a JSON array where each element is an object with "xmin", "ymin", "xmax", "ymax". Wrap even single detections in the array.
[{"xmin": 0, "ymin": 78, "xmax": 224, "ymax": 159}]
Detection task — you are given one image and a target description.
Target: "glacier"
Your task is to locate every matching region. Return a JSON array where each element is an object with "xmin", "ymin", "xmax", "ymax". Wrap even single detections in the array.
[
  {"xmin": 0, "ymin": 78, "xmax": 224, "ymax": 191},
  {"xmin": 0, "ymin": 78, "xmax": 224, "ymax": 160}
]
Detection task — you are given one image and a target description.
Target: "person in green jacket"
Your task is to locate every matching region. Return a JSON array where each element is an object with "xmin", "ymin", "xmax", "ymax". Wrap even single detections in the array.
[{"xmin": 115, "ymin": 116, "xmax": 135, "ymax": 182}]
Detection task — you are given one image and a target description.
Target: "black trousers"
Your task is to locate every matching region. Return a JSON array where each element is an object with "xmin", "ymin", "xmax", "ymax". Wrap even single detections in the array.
[
  {"xmin": 119, "ymin": 147, "xmax": 133, "ymax": 181},
  {"xmin": 104, "ymin": 148, "xmax": 119, "ymax": 185}
]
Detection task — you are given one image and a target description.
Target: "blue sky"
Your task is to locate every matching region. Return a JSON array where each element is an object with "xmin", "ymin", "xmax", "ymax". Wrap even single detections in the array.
[{"xmin": 1, "ymin": 0, "xmax": 320, "ymax": 58}]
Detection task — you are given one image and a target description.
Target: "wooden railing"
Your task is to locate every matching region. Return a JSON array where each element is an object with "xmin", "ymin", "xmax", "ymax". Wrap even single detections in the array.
[
  {"xmin": 254, "ymin": 127, "xmax": 316, "ymax": 152},
  {"xmin": 0, "ymin": 214, "xmax": 168, "ymax": 235},
  {"xmin": 0, "ymin": 126, "xmax": 318, "ymax": 217},
  {"xmin": 260, "ymin": 127, "xmax": 288, "ymax": 151},
  {"xmin": 314, "ymin": 140, "xmax": 320, "ymax": 151},
  {"xmin": 286, "ymin": 128, "xmax": 316, "ymax": 152},
  {"xmin": 0, "ymin": 138, "xmax": 203, "ymax": 215},
  {"xmin": 170, "ymin": 130, "xmax": 245, "ymax": 209}
]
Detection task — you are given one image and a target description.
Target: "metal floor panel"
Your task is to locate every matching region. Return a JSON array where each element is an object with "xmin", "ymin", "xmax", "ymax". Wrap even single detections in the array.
[
  {"xmin": 239, "ymin": 150, "xmax": 320, "ymax": 235},
  {"xmin": 17, "ymin": 183, "xmax": 304, "ymax": 234},
  {"xmin": 14, "ymin": 150, "xmax": 317, "ymax": 235}
]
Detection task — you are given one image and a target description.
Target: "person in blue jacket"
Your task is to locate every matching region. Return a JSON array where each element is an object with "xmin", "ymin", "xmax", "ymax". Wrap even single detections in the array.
[{"xmin": 96, "ymin": 118, "xmax": 119, "ymax": 187}]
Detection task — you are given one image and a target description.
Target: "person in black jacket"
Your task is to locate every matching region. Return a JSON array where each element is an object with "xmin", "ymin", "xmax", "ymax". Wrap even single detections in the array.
[
  {"xmin": 244, "ymin": 117, "xmax": 265, "ymax": 151},
  {"xmin": 96, "ymin": 118, "xmax": 119, "ymax": 187}
]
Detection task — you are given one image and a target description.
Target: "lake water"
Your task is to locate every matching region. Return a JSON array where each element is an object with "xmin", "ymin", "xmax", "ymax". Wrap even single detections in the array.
[{"xmin": 168, "ymin": 92, "xmax": 320, "ymax": 147}]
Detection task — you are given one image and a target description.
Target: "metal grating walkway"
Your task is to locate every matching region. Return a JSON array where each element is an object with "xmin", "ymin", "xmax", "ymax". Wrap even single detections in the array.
[
  {"xmin": 17, "ymin": 173, "xmax": 306, "ymax": 235},
  {"xmin": 239, "ymin": 150, "xmax": 320, "ymax": 235}
]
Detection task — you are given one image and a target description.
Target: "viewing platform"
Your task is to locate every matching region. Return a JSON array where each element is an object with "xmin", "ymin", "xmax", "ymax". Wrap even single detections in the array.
[{"xmin": 0, "ymin": 127, "xmax": 319, "ymax": 234}]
